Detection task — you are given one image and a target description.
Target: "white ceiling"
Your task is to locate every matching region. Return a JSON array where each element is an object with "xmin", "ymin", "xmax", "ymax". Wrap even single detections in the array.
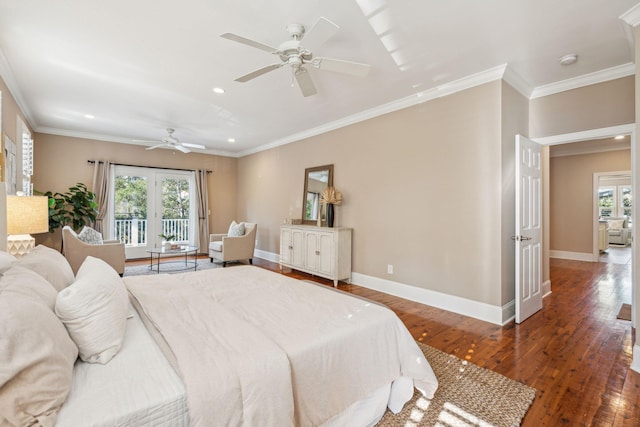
[{"xmin": 0, "ymin": 0, "xmax": 638, "ymax": 157}]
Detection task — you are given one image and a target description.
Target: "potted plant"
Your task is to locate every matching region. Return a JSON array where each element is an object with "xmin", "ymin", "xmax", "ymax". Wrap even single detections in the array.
[
  {"xmin": 38, "ymin": 183, "xmax": 99, "ymax": 251},
  {"xmin": 159, "ymin": 233, "xmax": 176, "ymax": 250}
]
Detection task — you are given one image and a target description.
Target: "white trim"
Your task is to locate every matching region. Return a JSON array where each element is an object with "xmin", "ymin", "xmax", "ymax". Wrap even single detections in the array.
[
  {"xmin": 550, "ymin": 250, "xmax": 595, "ymax": 262},
  {"xmin": 632, "ymin": 345, "xmax": 640, "ymax": 374},
  {"xmin": 236, "ymin": 64, "xmax": 509, "ymax": 157},
  {"xmin": 530, "ymin": 63, "xmax": 635, "ymax": 99},
  {"xmin": 620, "ymin": 3, "xmax": 640, "ymax": 27},
  {"xmin": 503, "ymin": 66, "xmax": 533, "ymax": 98},
  {"xmin": 254, "ymin": 248, "xmax": 279, "ymax": 263},
  {"xmin": 0, "ymin": 50, "xmax": 37, "ymax": 129},
  {"xmin": 542, "ymin": 280, "xmax": 552, "ymax": 297},
  {"xmin": 533, "ymin": 124, "xmax": 635, "ymax": 146},
  {"xmin": 351, "ymin": 272, "xmax": 507, "ymax": 326}
]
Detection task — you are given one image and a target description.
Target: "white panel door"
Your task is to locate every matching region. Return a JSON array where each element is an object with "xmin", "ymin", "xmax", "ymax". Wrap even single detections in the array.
[{"xmin": 515, "ymin": 135, "xmax": 543, "ymax": 323}]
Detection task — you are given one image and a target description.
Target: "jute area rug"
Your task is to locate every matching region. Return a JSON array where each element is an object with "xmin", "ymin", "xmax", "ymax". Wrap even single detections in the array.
[{"xmin": 378, "ymin": 342, "xmax": 536, "ymax": 427}]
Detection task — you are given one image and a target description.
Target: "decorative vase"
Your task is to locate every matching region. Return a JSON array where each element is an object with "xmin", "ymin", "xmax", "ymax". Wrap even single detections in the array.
[
  {"xmin": 327, "ymin": 203, "xmax": 334, "ymax": 228},
  {"xmin": 163, "ymin": 241, "xmax": 172, "ymax": 250}
]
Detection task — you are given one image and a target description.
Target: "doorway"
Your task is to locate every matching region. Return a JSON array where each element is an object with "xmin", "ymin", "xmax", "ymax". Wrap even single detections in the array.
[{"xmin": 109, "ymin": 165, "xmax": 197, "ymax": 259}]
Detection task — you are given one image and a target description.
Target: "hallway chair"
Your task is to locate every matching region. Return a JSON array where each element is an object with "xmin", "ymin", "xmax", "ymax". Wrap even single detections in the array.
[{"xmin": 606, "ymin": 217, "xmax": 631, "ymax": 246}]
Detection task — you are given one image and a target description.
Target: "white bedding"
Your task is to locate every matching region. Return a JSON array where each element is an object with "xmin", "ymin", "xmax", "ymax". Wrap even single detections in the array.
[
  {"xmin": 125, "ymin": 265, "xmax": 438, "ymax": 426},
  {"xmin": 55, "ymin": 304, "xmax": 188, "ymax": 427}
]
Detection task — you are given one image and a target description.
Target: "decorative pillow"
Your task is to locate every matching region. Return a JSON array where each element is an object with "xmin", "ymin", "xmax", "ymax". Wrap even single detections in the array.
[
  {"xmin": 77, "ymin": 226, "xmax": 104, "ymax": 245},
  {"xmin": 0, "ymin": 291, "xmax": 78, "ymax": 427},
  {"xmin": 17, "ymin": 245, "xmax": 75, "ymax": 292},
  {"xmin": 0, "ymin": 266, "xmax": 58, "ymax": 310},
  {"xmin": 0, "ymin": 251, "xmax": 17, "ymax": 273},
  {"xmin": 55, "ymin": 256, "xmax": 129, "ymax": 364},
  {"xmin": 228, "ymin": 221, "xmax": 246, "ymax": 237},
  {"xmin": 607, "ymin": 219, "xmax": 625, "ymax": 230}
]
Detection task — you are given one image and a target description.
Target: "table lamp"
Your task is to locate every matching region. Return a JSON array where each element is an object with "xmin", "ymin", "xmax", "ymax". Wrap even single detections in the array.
[{"xmin": 6, "ymin": 195, "xmax": 49, "ymax": 257}]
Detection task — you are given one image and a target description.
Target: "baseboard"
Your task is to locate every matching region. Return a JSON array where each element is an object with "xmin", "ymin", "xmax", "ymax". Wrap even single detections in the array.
[
  {"xmin": 550, "ymin": 250, "xmax": 595, "ymax": 262},
  {"xmin": 632, "ymin": 345, "xmax": 640, "ymax": 374},
  {"xmin": 254, "ymin": 248, "xmax": 279, "ymax": 263},
  {"xmin": 542, "ymin": 280, "xmax": 552, "ymax": 297},
  {"xmin": 351, "ymin": 272, "xmax": 506, "ymax": 325}
]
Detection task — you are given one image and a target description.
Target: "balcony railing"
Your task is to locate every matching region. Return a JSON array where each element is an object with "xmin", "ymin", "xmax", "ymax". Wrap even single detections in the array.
[{"xmin": 114, "ymin": 218, "xmax": 190, "ymax": 246}]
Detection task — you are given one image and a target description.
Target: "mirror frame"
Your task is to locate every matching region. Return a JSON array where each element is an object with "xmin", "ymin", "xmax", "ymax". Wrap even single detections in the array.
[{"xmin": 302, "ymin": 164, "xmax": 334, "ymax": 225}]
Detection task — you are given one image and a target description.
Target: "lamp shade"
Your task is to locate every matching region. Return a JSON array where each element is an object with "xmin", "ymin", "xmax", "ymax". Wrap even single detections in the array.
[{"xmin": 7, "ymin": 195, "xmax": 49, "ymax": 235}]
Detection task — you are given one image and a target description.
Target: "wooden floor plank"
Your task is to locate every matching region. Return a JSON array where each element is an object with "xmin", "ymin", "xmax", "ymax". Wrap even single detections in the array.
[{"xmin": 127, "ymin": 256, "xmax": 640, "ymax": 425}]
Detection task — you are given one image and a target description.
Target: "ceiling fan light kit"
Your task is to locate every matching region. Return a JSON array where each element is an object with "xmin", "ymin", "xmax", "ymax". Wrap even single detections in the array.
[{"xmin": 221, "ymin": 17, "xmax": 371, "ymax": 97}]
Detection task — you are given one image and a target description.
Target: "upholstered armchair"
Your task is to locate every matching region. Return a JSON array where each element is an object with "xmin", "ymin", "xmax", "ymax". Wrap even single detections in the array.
[
  {"xmin": 209, "ymin": 222, "xmax": 257, "ymax": 267},
  {"xmin": 62, "ymin": 226, "xmax": 126, "ymax": 276},
  {"xmin": 606, "ymin": 217, "xmax": 631, "ymax": 246}
]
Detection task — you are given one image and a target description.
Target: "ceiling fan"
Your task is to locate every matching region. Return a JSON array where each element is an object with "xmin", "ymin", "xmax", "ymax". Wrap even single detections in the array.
[
  {"xmin": 136, "ymin": 128, "xmax": 205, "ymax": 153},
  {"xmin": 221, "ymin": 17, "xmax": 371, "ymax": 97}
]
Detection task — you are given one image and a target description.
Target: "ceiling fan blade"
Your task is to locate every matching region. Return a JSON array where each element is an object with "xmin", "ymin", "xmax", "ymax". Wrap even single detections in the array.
[
  {"xmin": 301, "ymin": 17, "xmax": 339, "ymax": 51},
  {"xmin": 295, "ymin": 68, "xmax": 317, "ymax": 97},
  {"xmin": 235, "ymin": 63, "xmax": 283, "ymax": 82},
  {"xmin": 312, "ymin": 57, "xmax": 371, "ymax": 78},
  {"xmin": 145, "ymin": 143, "xmax": 166, "ymax": 151},
  {"xmin": 181, "ymin": 142, "xmax": 206, "ymax": 149},
  {"xmin": 220, "ymin": 33, "xmax": 278, "ymax": 54},
  {"xmin": 175, "ymin": 145, "xmax": 190, "ymax": 153}
]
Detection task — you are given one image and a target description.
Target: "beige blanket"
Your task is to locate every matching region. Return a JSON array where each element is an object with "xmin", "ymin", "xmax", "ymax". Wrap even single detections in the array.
[{"xmin": 125, "ymin": 266, "xmax": 437, "ymax": 426}]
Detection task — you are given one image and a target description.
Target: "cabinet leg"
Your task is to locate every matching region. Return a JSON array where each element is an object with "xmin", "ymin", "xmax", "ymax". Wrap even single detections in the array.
[{"xmin": 333, "ymin": 280, "xmax": 338, "ymax": 287}]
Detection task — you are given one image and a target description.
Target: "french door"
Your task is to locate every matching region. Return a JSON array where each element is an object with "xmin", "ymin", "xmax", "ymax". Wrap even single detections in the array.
[{"xmin": 109, "ymin": 166, "xmax": 196, "ymax": 259}]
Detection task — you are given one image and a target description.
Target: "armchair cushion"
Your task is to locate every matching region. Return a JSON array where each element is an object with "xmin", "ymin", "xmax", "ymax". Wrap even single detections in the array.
[
  {"xmin": 607, "ymin": 219, "xmax": 625, "ymax": 230},
  {"xmin": 77, "ymin": 226, "xmax": 104, "ymax": 245}
]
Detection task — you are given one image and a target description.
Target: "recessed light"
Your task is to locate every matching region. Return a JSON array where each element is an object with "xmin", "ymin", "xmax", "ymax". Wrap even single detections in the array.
[
  {"xmin": 559, "ymin": 54, "xmax": 577, "ymax": 66},
  {"xmin": 213, "ymin": 87, "xmax": 225, "ymax": 94},
  {"xmin": 84, "ymin": 114, "xmax": 95, "ymax": 119},
  {"xmin": 615, "ymin": 135, "xmax": 625, "ymax": 140},
  {"xmin": 227, "ymin": 138, "xmax": 236, "ymax": 143}
]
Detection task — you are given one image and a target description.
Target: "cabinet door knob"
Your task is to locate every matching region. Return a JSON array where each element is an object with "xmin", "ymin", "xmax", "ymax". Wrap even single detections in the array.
[
  {"xmin": 289, "ymin": 245, "xmax": 293, "ymax": 250},
  {"xmin": 316, "ymin": 250, "xmax": 320, "ymax": 255}
]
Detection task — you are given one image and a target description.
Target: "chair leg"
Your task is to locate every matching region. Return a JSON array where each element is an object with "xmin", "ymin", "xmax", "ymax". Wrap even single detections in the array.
[
  {"xmin": 210, "ymin": 257, "xmax": 213, "ymax": 263},
  {"xmin": 223, "ymin": 261, "xmax": 226, "ymax": 267},
  {"xmin": 249, "ymin": 258, "xmax": 253, "ymax": 265}
]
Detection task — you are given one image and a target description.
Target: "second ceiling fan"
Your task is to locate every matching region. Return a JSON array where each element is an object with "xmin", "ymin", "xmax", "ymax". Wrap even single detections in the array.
[{"xmin": 221, "ymin": 17, "xmax": 371, "ymax": 97}]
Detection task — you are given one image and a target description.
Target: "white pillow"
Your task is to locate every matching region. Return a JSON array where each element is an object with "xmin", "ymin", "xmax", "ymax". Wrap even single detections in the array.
[
  {"xmin": 0, "ymin": 251, "xmax": 17, "ymax": 273},
  {"xmin": 55, "ymin": 256, "xmax": 129, "ymax": 364},
  {"xmin": 228, "ymin": 221, "xmax": 245, "ymax": 237},
  {"xmin": 77, "ymin": 226, "xmax": 103, "ymax": 245},
  {"xmin": 17, "ymin": 245, "xmax": 75, "ymax": 292}
]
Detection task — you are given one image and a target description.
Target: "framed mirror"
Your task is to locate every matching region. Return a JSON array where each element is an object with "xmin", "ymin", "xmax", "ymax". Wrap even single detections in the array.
[{"xmin": 302, "ymin": 164, "xmax": 333, "ymax": 225}]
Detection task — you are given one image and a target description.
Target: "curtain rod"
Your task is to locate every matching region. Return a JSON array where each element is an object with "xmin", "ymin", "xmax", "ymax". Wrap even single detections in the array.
[{"xmin": 87, "ymin": 160, "xmax": 212, "ymax": 173}]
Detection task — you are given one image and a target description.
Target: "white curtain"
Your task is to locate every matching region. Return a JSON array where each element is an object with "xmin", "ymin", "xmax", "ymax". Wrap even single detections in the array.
[
  {"xmin": 195, "ymin": 169, "xmax": 209, "ymax": 254},
  {"xmin": 92, "ymin": 160, "xmax": 111, "ymax": 235}
]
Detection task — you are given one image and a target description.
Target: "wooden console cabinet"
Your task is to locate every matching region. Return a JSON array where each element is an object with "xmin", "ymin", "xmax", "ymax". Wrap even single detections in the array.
[{"xmin": 280, "ymin": 225, "xmax": 352, "ymax": 287}]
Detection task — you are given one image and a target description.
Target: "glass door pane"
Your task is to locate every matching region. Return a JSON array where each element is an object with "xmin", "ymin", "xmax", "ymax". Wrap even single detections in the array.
[
  {"xmin": 113, "ymin": 172, "xmax": 151, "ymax": 259},
  {"xmin": 159, "ymin": 175, "xmax": 192, "ymax": 245}
]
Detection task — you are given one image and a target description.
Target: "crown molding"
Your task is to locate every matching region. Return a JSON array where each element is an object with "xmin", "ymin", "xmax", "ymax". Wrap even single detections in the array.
[
  {"xmin": 238, "ymin": 64, "xmax": 508, "ymax": 157},
  {"xmin": 0, "ymin": 49, "xmax": 37, "ymax": 130},
  {"xmin": 503, "ymin": 66, "xmax": 534, "ymax": 98},
  {"xmin": 532, "ymin": 123, "xmax": 635, "ymax": 146},
  {"xmin": 620, "ymin": 3, "xmax": 640, "ymax": 27},
  {"xmin": 35, "ymin": 126, "xmax": 240, "ymax": 158},
  {"xmin": 530, "ymin": 63, "xmax": 635, "ymax": 99}
]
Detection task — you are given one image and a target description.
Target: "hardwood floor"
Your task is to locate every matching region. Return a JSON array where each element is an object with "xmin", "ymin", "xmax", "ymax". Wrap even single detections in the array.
[{"xmin": 127, "ymin": 256, "xmax": 640, "ymax": 426}]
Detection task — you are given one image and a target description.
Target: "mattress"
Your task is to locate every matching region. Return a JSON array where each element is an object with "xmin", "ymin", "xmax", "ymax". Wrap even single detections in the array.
[{"xmin": 55, "ymin": 304, "xmax": 188, "ymax": 427}]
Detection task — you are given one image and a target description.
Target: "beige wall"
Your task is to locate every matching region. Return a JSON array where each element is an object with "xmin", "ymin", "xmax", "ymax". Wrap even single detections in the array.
[
  {"xmin": 32, "ymin": 133, "xmax": 238, "ymax": 250},
  {"xmin": 239, "ymin": 81, "xmax": 510, "ymax": 307},
  {"xmin": 550, "ymin": 149, "xmax": 631, "ymax": 254},
  {"xmin": 530, "ymin": 76, "xmax": 635, "ymax": 138}
]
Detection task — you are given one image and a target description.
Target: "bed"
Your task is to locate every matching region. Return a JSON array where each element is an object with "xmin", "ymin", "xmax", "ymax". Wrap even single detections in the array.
[{"xmin": 0, "ymin": 245, "xmax": 438, "ymax": 427}]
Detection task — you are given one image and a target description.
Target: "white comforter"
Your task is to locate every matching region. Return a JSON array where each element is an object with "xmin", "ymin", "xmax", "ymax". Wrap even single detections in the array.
[{"xmin": 125, "ymin": 266, "xmax": 437, "ymax": 426}]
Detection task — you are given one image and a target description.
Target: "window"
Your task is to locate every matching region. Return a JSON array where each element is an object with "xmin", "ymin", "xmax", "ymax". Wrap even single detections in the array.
[{"xmin": 599, "ymin": 184, "xmax": 632, "ymax": 225}]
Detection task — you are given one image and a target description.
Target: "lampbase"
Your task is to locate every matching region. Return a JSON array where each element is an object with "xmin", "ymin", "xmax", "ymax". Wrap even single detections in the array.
[{"xmin": 7, "ymin": 234, "xmax": 35, "ymax": 258}]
